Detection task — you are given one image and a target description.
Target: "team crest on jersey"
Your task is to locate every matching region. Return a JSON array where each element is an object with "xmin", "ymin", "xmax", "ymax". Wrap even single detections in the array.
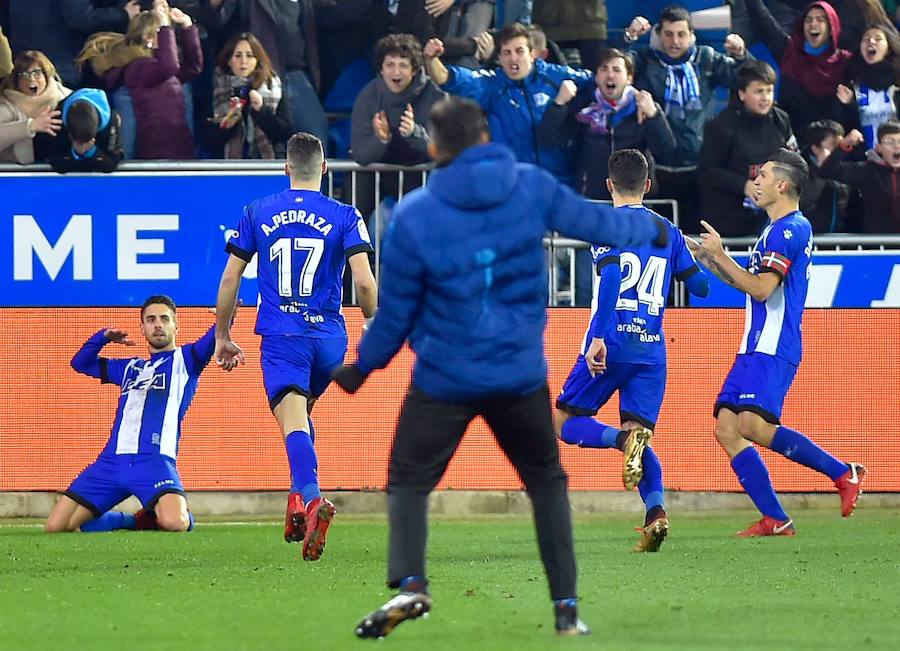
[
  {"xmin": 123, "ymin": 359, "xmax": 168, "ymax": 393},
  {"xmin": 533, "ymin": 92, "xmax": 551, "ymax": 107},
  {"xmin": 783, "ymin": 229, "xmax": 793, "ymax": 239}
]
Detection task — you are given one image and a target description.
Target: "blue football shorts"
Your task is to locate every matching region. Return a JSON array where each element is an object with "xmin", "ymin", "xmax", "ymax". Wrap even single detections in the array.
[
  {"xmin": 556, "ymin": 356, "xmax": 666, "ymax": 429},
  {"xmin": 65, "ymin": 453, "xmax": 185, "ymax": 517},
  {"xmin": 260, "ymin": 334, "xmax": 347, "ymax": 409},
  {"xmin": 714, "ymin": 352, "xmax": 799, "ymax": 424}
]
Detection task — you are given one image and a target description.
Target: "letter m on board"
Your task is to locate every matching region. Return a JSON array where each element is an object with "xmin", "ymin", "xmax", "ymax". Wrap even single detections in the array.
[{"xmin": 13, "ymin": 215, "xmax": 93, "ymax": 280}]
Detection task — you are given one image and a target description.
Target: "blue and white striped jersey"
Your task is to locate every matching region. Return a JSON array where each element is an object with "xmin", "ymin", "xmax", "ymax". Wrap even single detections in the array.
[
  {"xmin": 738, "ymin": 211, "xmax": 812, "ymax": 364},
  {"xmin": 71, "ymin": 327, "xmax": 216, "ymax": 459}
]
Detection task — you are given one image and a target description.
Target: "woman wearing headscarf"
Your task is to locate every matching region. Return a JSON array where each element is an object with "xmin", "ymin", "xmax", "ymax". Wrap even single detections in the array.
[{"xmin": 745, "ymin": 0, "xmax": 853, "ymax": 132}]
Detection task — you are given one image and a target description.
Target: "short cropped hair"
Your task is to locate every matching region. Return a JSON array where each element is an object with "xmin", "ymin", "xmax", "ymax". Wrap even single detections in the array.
[
  {"xmin": 877, "ymin": 119, "xmax": 900, "ymax": 141},
  {"xmin": 803, "ymin": 119, "xmax": 844, "ymax": 149},
  {"xmin": 596, "ymin": 48, "xmax": 634, "ymax": 76},
  {"xmin": 736, "ymin": 59, "xmax": 777, "ymax": 91},
  {"xmin": 141, "ymin": 294, "xmax": 177, "ymax": 318},
  {"xmin": 375, "ymin": 33, "xmax": 424, "ymax": 74},
  {"xmin": 287, "ymin": 132, "xmax": 324, "ymax": 180},
  {"xmin": 658, "ymin": 5, "xmax": 693, "ymax": 31},
  {"xmin": 428, "ymin": 97, "xmax": 489, "ymax": 162},
  {"xmin": 608, "ymin": 149, "xmax": 649, "ymax": 195},
  {"xmin": 67, "ymin": 101, "xmax": 100, "ymax": 145},
  {"xmin": 525, "ymin": 24, "xmax": 547, "ymax": 53},
  {"xmin": 497, "ymin": 22, "xmax": 532, "ymax": 49},
  {"xmin": 769, "ymin": 149, "xmax": 809, "ymax": 198}
]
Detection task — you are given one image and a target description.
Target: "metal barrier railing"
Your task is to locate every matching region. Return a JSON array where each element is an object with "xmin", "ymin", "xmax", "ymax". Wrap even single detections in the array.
[{"xmin": 3, "ymin": 162, "xmax": 897, "ymax": 307}]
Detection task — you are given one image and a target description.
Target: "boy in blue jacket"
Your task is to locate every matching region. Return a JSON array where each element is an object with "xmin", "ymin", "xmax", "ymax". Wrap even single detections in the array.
[{"xmin": 333, "ymin": 97, "xmax": 668, "ymax": 639}]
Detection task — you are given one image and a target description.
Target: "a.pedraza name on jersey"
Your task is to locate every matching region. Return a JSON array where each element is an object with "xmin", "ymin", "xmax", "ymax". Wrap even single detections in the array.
[{"xmin": 259, "ymin": 209, "xmax": 332, "ymax": 237}]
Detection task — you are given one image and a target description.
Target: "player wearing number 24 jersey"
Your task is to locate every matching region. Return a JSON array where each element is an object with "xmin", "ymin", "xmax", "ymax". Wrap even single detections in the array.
[
  {"xmin": 554, "ymin": 149, "xmax": 710, "ymax": 552},
  {"xmin": 215, "ymin": 133, "xmax": 378, "ymax": 561}
]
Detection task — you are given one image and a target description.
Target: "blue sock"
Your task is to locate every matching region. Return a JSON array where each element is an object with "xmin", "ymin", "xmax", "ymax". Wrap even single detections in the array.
[
  {"xmin": 637, "ymin": 447, "xmax": 665, "ymax": 512},
  {"xmin": 771, "ymin": 426, "xmax": 849, "ymax": 481},
  {"xmin": 560, "ymin": 417, "xmax": 619, "ymax": 448},
  {"xmin": 285, "ymin": 429, "xmax": 320, "ymax": 504},
  {"xmin": 79, "ymin": 511, "xmax": 136, "ymax": 532},
  {"xmin": 308, "ymin": 417, "xmax": 315, "ymax": 445},
  {"xmin": 399, "ymin": 575, "xmax": 428, "ymax": 593},
  {"xmin": 731, "ymin": 447, "xmax": 790, "ymax": 521},
  {"xmin": 187, "ymin": 512, "xmax": 195, "ymax": 532}
]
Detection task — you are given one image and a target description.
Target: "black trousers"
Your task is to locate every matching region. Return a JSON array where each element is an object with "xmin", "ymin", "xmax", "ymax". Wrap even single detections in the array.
[{"xmin": 386, "ymin": 384, "xmax": 578, "ymax": 601}]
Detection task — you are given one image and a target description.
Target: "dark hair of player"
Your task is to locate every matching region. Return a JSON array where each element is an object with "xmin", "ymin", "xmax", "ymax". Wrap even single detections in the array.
[
  {"xmin": 769, "ymin": 148, "xmax": 809, "ymax": 198},
  {"xmin": 141, "ymin": 295, "xmax": 177, "ymax": 318},
  {"xmin": 608, "ymin": 149, "xmax": 649, "ymax": 195},
  {"xmin": 286, "ymin": 132, "xmax": 324, "ymax": 181}
]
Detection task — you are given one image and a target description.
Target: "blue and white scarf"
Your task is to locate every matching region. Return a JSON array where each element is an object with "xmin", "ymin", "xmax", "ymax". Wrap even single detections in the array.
[
  {"xmin": 575, "ymin": 85, "xmax": 638, "ymax": 134},
  {"xmin": 653, "ymin": 46, "xmax": 702, "ymax": 119}
]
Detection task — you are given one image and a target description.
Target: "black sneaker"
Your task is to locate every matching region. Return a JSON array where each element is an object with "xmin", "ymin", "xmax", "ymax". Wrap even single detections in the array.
[
  {"xmin": 554, "ymin": 603, "xmax": 591, "ymax": 636},
  {"xmin": 355, "ymin": 591, "xmax": 432, "ymax": 639}
]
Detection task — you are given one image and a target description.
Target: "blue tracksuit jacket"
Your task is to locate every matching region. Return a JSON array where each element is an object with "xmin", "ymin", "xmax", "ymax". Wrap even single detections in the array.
[{"xmin": 356, "ymin": 142, "xmax": 662, "ymax": 402}]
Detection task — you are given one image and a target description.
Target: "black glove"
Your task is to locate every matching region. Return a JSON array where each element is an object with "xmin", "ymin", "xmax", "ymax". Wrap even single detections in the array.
[
  {"xmin": 331, "ymin": 364, "xmax": 367, "ymax": 394},
  {"xmin": 652, "ymin": 218, "xmax": 669, "ymax": 248}
]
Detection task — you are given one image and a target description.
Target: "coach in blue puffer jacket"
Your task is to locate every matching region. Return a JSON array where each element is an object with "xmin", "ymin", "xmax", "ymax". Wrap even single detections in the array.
[
  {"xmin": 333, "ymin": 99, "xmax": 665, "ymax": 636},
  {"xmin": 423, "ymin": 22, "xmax": 593, "ymax": 186},
  {"xmin": 345, "ymin": 102, "xmax": 665, "ymax": 402}
]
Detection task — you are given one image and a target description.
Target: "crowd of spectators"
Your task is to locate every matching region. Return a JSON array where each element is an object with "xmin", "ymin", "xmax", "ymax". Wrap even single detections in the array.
[{"xmin": 1, "ymin": 0, "xmax": 899, "ymax": 240}]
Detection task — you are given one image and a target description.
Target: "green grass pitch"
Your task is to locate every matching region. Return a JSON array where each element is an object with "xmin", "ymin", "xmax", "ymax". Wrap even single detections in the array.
[{"xmin": 2, "ymin": 509, "xmax": 898, "ymax": 650}]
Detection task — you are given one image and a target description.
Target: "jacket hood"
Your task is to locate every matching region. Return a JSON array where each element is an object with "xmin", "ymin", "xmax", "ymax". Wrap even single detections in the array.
[
  {"xmin": 62, "ymin": 88, "xmax": 112, "ymax": 131},
  {"xmin": 428, "ymin": 143, "xmax": 518, "ymax": 209}
]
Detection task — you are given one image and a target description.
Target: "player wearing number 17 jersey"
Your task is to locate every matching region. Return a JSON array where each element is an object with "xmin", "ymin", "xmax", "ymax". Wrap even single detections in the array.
[
  {"xmin": 687, "ymin": 149, "xmax": 865, "ymax": 538},
  {"xmin": 554, "ymin": 150, "xmax": 710, "ymax": 552},
  {"xmin": 215, "ymin": 133, "xmax": 378, "ymax": 561}
]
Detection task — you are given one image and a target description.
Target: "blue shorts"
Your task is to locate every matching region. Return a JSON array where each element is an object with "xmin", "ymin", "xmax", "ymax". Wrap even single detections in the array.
[
  {"xmin": 714, "ymin": 352, "xmax": 798, "ymax": 424},
  {"xmin": 260, "ymin": 334, "xmax": 347, "ymax": 409},
  {"xmin": 556, "ymin": 357, "xmax": 666, "ymax": 429},
  {"xmin": 65, "ymin": 453, "xmax": 184, "ymax": 517}
]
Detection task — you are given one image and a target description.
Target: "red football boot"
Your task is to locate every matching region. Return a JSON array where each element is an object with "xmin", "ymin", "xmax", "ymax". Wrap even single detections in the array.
[
  {"xmin": 302, "ymin": 496, "xmax": 336, "ymax": 561},
  {"xmin": 736, "ymin": 516, "xmax": 795, "ymax": 537},
  {"xmin": 284, "ymin": 492, "xmax": 306, "ymax": 543},
  {"xmin": 834, "ymin": 463, "xmax": 866, "ymax": 517}
]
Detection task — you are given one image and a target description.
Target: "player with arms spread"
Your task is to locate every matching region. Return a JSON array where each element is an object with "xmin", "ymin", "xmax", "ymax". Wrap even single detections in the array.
[
  {"xmin": 554, "ymin": 149, "xmax": 710, "ymax": 553},
  {"xmin": 214, "ymin": 132, "xmax": 378, "ymax": 561},
  {"xmin": 46, "ymin": 295, "xmax": 214, "ymax": 534},
  {"xmin": 688, "ymin": 148, "xmax": 865, "ymax": 537}
]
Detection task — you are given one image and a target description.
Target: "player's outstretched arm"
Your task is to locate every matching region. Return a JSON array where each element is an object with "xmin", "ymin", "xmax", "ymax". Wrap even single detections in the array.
[
  {"xmin": 214, "ymin": 254, "xmax": 247, "ymax": 371},
  {"xmin": 70, "ymin": 328, "xmax": 135, "ymax": 378},
  {"xmin": 686, "ymin": 220, "xmax": 780, "ymax": 302}
]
